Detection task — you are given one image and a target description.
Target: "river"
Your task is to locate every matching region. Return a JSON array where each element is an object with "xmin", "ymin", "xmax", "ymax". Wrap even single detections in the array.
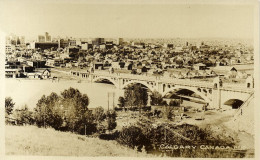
[{"xmin": 5, "ymin": 79, "xmax": 120, "ymax": 110}]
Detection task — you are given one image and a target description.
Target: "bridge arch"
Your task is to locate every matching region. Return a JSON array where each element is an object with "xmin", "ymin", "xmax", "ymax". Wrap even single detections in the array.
[
  {"xmin": 92, "ymin": 76, "xmax": 119, "ymax": 88},
  {"xmin": 122, "ymin": 80, "xmax": 155, "ymax": 92},
  {"xmin": 162, "ymin": 86, "xmax": 211, "ymax": 104},
  {"xmin": 223, "ymin": 99, "xmax": 244, "ymax": 109}
]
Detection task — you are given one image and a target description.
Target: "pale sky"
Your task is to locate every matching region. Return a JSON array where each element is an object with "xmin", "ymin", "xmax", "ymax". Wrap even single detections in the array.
[{"xmin": 0, "ymin": 0, "xmax": 256, "ymax": 40}]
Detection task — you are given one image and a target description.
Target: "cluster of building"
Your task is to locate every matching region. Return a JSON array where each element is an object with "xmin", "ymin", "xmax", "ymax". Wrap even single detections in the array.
[{"xmin": 5, "ymin": 32, "xmax": 254, "ymax": 81}]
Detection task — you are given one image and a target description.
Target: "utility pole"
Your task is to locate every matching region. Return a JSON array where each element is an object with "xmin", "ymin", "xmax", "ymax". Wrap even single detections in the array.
[
  {"xmin": 44, "ymin": 104, "xmax": 46, "ymax": 128},
  {"xmin": 84, "ymin": 107, "xmax": 87, "ymax": 136},
  {"xmin": 164, "ymin": 124, "xmax": 167, "ymax": 144},
  {"xmin": 108, "ymin": 92, "xmax": 110, "ymax": 111},
  {"xmin": 85, "ymin": 124, "xmax": 86, "ymax": 136},
  {"xmin": 112, "ymin": 92, "xmax": 115, "ymax": 109}
]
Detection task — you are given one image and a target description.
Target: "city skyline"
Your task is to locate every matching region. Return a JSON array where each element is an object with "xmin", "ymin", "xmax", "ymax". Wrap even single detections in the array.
[{"xmin": 0, "ymin": 0, "xmax": 256, "ymax": 41}]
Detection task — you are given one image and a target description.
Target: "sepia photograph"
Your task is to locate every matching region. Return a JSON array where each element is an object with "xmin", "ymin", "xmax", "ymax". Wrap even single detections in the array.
[{"xmin": 0, "ymin": 0, "xmax": 259, "ymax": 159}]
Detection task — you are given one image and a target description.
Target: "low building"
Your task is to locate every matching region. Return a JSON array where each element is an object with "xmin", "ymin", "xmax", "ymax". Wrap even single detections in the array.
[
  {"xmin": 193, "ymin": 63, "xmax": 207, "ymax": 70},
  {"xmin": 30, "ymin": 42, "xmax": 59, "ymax": 50},
  {"xmin": 41, "ymin": 69, "xmax": 51, "ymax": 79},
  {"xmin": 67, "ymin": 47, "xmax": 80, "ymax": 54},
  {"xmin": 111, "ymin": 62, "xmax": 120, "ymax": 69},
  {"xmin": 26, "ymin": 69, "xmax": 51, "ymax": 79},
  {"xmin": 46, "ymin": 59, "xmax": 55, "ymax": 67},
  {"xmin": 93, "ymin": 62, "xmax": 104, "ymax": 70},
  {"xmin": 5, "ymin": 61, "xmax": 21, "ymax": 71},
  {"xmin": 22, "ymin": 65, "xmax": 34, "ymax": 73},
  {"xmin": 5, "ymin": 69, "xmax": 22, "ymax": 78},
  {"xmin": 81, "ymin": 43, "xmax": 93, "ymax": 50},
  {"xmin": 228, "ymin": 67, "xmax": 238, "ymax": 78},
  {"xmin": 125, "ymin": 63, "xmax": 133, "ymax": 70},
  {"xmin": 136, "ymin": 66, "xmax": 148, "ymax": 74},
  {"xmin": 27, "ymin": 72, "xmax": 42, "ymax": 79},
  {"xmin": 27, "ymin": 60, "xmax": 46, "ymax": 68}
]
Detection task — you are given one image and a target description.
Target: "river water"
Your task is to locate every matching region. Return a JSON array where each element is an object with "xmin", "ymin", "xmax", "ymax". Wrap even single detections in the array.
[
  {"xmin": 5, "ymin": 79, "xmax": 120, "ymax": 110},
  {"xmin": 5, "ymin": 78, "xmax": 203, "ymax": 110}
]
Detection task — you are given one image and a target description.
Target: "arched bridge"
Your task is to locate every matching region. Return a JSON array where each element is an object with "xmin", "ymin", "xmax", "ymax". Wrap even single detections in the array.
[{"xmin": 71, "ymin": 70, "xmax": 254, "ymax": 109}]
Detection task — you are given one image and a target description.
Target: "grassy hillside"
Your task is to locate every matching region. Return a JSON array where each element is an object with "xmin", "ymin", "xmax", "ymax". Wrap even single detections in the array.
[{"xmin": 5, "ymin": 125, "xmax": 153, "ymax": 157}]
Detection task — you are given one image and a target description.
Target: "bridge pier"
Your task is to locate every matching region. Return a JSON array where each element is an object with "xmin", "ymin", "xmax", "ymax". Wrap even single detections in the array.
[
  {"xmin": 212, "ymin": 88, "xmax": 221, "ymax": 109},
  {"xmin": 118, "ymin": 78, "xmax": 124, "ymax": 90},
  {"xmin": 116, "ymin": 88, "xmax": 125, "ymax": 97},
  {"xmin": 212, "ymin": 77, "xmax": 222, "ymax": 109}
]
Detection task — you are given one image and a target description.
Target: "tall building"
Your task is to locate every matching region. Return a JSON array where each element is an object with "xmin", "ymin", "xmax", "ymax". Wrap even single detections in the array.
[
  {"xmin": 38, "ymin": 35, "xmax": 45, "ymax": 42},
  {"xmin": 69, "ymin": 39, "xmax": 76, "ymax": 46},
  {"xmin": 19, "ymin": 36, "xmax": 25, "ymax": 45},
  {"xmin": 6, "ymin": 34, "xmax": 18, "ymax": 45},
  {"xmin": 6, "ymin": 34, "xmax": 26, "ymax": 48},
  {"xmin": 45, "ymin": 32, "xmax": 51, "ymax": 42},
  {"xmin": 76, "ymin": 39, "xmax": 82, "ymax": 46},
  {"xmin": 5, "ymin": 36, "xmax": 13, "ymax": 45},
  {"xmin": 92, "ymin": 38, "xmax": 105, "ymax": 46},
  {"xmin": 5, "ymin": 44, "xmax": 15, "ymax": 53},
  {"xmin": 116, "ymin": 38, "xmax": 124, "ymax": 45},
  {"xmin": 59, "ymin": 39, "xmax": 69, "ymax": 48}
]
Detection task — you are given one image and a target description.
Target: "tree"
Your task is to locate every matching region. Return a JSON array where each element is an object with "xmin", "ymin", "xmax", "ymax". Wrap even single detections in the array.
[
  {"xmin": 107, "ymin": 110, "xmax": 117, "ymax": 132},
  {"xmin": 117, "ymin": 125, "xmax": 150, "ymax": 151},
  {"xmin": 118, "ymin": 96, "xmax": 125, "ymax": 109},
  {"xmin": 165, "ymin": 106, "xmax": 174, "ymax": 120},
  {"xmin": 169, "ymin": 100, "xmax": 177, "ymax": 106},
  {"xmin": 34, "ymin": 93, "xmax": 63, "ymax": 129},
  {"xmin": 33, "ymin": 88, "xmax": 93, "ymax": 134},
  {"xmin": 161, "ymin": 100, "xmax": 168, "ymax": 106},
  {"xmin": 75, "ymin": 110, "xmax": 96, "ymax": 135},
  {"xmin": 124, "ymin": 84, "xmax": 148, "ymax": 108},
  {"xmin": 176, "ymin": 59, "xmax": 184, "ymax": 67},
  {"xmin": 5, "ymin": 97, "xmax": 15, "ymax": 116},
  {"xmin": 93, "ymin": 106, "xmax": 106, "ymax": 123},
  {"xmin": 60, "ymin": 87, "xmax": 90, "ymax": 133},
  {"xmin": 150, "ymin": 91, "xmax": 163, "ymax": 106},
  {"xmin": 131, "ymin": 69, "xmax": 137, "ymax": 74},
  {"xmin": 13, "ymin": 105, "xmax": 34, "ymax": 125}
]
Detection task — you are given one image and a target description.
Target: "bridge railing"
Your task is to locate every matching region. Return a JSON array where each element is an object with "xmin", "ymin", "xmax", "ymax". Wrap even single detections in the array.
[
  {"xmin": 89, "ymin": 71, "xmax": 254, "ymax": 92},
  {"xmin": 92, "ymin": 71, "xmax": 214, "ymax": 87},
  {"xmin": 221, "ymin": 83, "xmax": 254, "ymax": 93}
]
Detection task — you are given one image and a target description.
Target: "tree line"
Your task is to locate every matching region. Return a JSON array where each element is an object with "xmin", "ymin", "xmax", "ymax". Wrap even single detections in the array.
[{"xmin": 5, "ymin": 87, "xmax": 117, "ymax": 135}]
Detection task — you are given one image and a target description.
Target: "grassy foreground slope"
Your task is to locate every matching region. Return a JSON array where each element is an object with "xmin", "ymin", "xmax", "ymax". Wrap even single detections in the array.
[{"xmin": 5, "ymin": 125, "xmax": 152, "ymax": 157}]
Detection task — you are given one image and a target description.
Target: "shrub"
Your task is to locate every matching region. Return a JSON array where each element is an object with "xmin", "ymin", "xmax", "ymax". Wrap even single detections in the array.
[
  {"xmin": 107, "ymin": 110, "xmax": 117, "ymax": 132},
  {"xmin": 99, "ymin": 130, "xmax": 120, "ymax": 140},
  {"xmin": 5, "ymin": 97, "xmax": 15, "ymax": 116},
  {"xmin": 117, "ymin": 125, "xmax": 150, "ymax": 151},
  {"xmin": 169, "ymin": 99, "xmax": 181, "ymax": 106},
  {"xmin": 13, "ymin": 105, "xmax": 34, "ymax": 125},
  {"xmin": 138, "ymin": 122, "xmax": 237, "ymax": 157},
  {"xmin": 150, "ymin": 91, "xmax": 163, "ymax": 106}
]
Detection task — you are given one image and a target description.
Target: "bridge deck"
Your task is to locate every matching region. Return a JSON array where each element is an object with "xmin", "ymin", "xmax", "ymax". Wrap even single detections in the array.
[{"xmin": 91, "ymin": 71, "xmax": 253, "ymax": 93}]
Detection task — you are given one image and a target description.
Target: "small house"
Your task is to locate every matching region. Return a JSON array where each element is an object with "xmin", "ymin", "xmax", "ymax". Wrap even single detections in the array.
[
  {"xmin": 42, "ymin": 69, "xmax": 51, "ymax": 79},
  {"xmin": 193, "ymin": 63, "xmax": 207, "ymax": 70},
  {"xmin": 228, "ymin": 67, "xmax": 238, "ymax": 78},
  {"xmin": 136, "ymin": 66, "xmax": 147, "ymax": 74}
]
